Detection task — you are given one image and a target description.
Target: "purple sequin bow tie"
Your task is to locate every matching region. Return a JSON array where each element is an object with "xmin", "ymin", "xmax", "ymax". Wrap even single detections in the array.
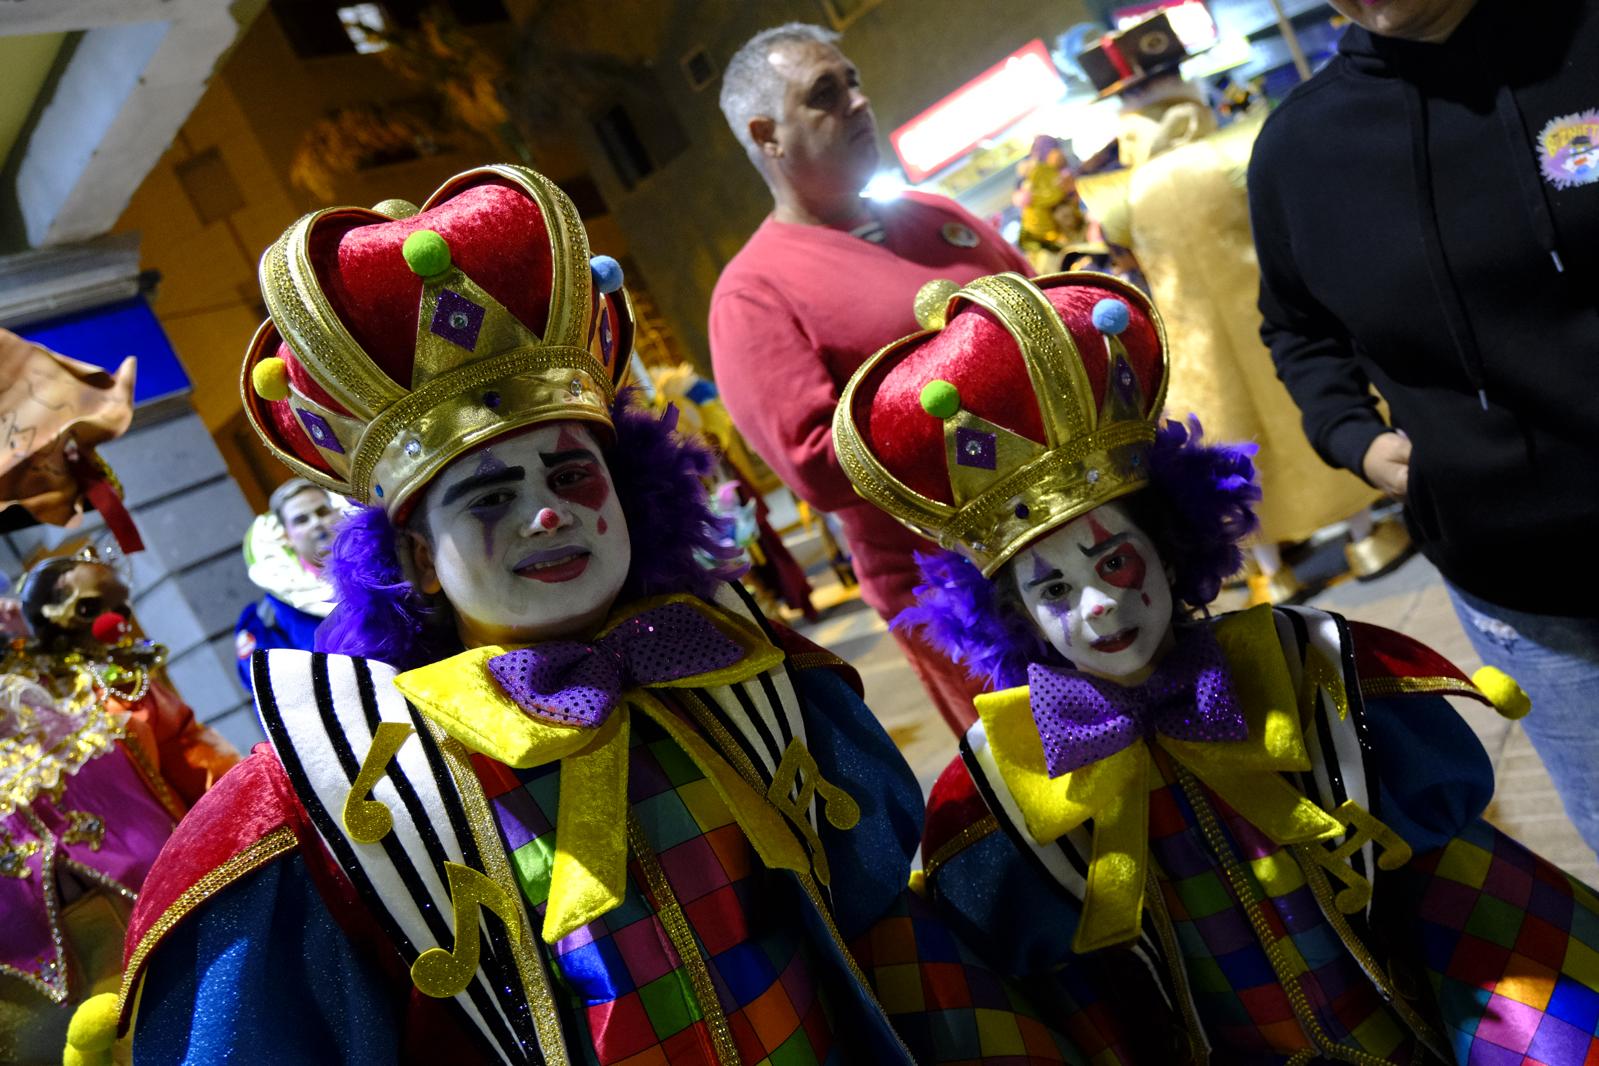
[
  {"xmin": 487, "ymin": 601, "xmax": 745, "ymax": 728},
  {"xmin": 1028, "ymin": 628, "xmax": 1247, "ymax": 779}
]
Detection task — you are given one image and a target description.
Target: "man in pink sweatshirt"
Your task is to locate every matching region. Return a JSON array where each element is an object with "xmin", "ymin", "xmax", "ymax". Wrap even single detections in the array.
[{"xmin": 710, "ymin": 22, "xmax": 1030, "ymax": 732}]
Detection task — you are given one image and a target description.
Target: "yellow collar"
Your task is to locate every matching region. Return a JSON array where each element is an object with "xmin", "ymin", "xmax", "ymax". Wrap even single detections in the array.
[
  {"xmin": 392, "ymin": 593, "xmax": 784, "ymax": 767},
  {"xmin": 975, "ymin": 603, "xmax": 1345, "ymax": 952},
  {"xmin": 391, "ymin": 593, "xmax": 806, "ymax": 944}
]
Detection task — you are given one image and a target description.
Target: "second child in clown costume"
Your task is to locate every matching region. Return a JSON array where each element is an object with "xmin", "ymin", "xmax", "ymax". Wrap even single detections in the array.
[
  {"xmin": 832, "ymin": 269, "xmax": 1599, "ymax": 1064},
  {"xmin": 93, "ymin": 166, "xmax": 1110, "ymax": 1065}
]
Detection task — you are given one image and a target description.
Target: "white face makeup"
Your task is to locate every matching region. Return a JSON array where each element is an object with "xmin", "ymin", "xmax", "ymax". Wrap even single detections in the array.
[
  {"xmin": 1012, "ymin": 501, "xmax": 1175, "ymax": 682},
  {"xmin": 413, "ymin": 422, "xmax": 630, "ymax": 647}
]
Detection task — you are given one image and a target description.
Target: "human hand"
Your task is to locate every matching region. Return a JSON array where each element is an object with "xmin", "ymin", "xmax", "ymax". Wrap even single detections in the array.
[{"xmin": 1361, "ymin": 431, "xmax": 1411, "ymax": 499}]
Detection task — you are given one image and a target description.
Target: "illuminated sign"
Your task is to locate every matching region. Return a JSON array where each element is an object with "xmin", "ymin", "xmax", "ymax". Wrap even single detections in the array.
[{"xmin": 889, "ymin": 40, "xmax": 1065, "ymax": 183}]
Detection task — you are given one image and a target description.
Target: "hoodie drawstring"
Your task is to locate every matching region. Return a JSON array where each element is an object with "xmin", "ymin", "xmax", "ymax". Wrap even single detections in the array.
[
  {"xmin": 1402, "ymin": 81, "xmax": 1492, "ymax": 411},
  {"xmin": 1491, "ymin": 81, "xmax": 1567, "ymax": 276}
]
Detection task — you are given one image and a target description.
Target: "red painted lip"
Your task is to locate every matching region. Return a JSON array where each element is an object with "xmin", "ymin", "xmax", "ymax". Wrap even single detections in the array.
[
  {"xmin": 1089, "ymin": 627, "xmax": 1139, "ymax": 653},
  {"xmin": 516, "ymin": 552, "xmax": 591, "ymax": 584}
]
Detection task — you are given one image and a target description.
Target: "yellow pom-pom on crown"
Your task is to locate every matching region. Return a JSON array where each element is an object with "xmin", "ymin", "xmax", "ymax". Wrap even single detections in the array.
[
  {"xmin": 63, "ymin": 992, "xmax": 120, "ymax": 1066},
  {"xmin": 251, "ymin": 356, "xmax": 291, "ymax": 402},
  {"xmin": 1473, "ymin": 666, "xmax": 1532, "ymax": 720}
]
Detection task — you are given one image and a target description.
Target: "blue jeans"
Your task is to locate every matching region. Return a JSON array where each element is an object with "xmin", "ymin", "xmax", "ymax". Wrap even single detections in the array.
[{"xmin": 1447, "ymin": 582, "xmax": 1599, "ymax": 858}]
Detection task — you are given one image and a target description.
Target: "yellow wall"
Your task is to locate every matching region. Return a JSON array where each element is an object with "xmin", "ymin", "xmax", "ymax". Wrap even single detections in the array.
[{"xmin": 0, "ymin": 32, "xmax": 66, "ymax": 166}]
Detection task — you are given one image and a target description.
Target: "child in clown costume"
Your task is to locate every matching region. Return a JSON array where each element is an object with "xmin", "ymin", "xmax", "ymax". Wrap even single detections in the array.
[
  {"xmin": 831, "ymin": 269, "xmax": 1599, "ymax": 1064},
  {"xmin": 89, "ymin": 166, "xmax": 1121, "ymax": 1066}
]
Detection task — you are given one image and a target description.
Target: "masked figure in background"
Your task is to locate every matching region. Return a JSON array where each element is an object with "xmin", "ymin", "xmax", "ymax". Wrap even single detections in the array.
[
  {"xmin": 106, "ymin": 166, "xmax": 1110, "ymax": 1066},
  {"xmin": 834, "ymin": 269, "xmax": 1599, "ymax": 1064},
  {"xmin": 2, "ymin": 555, "xmax": 236, "ymax": 1065},
  {"xmin": 233, "ymin": 478, "xmax": 342, "ymax": 690},
  {"xmin": 1013, "ymin": 136, "xmax": 1088, "ymax": 275},
  {"xmin": 1074, "ymin": 15, "xmax": 1402, "ymax": 603}
]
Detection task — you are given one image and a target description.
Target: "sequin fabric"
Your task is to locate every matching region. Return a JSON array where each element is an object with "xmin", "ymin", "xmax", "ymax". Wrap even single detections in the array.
[
  {"xmin": 486, "ymin": 603, "xmax": 744, "ymax": 728},
  {"xmin": 430, "ymin": 289, "xmax": 486, "ymax": 350},
  {"xmin": 1027, "ymin": 627, "xmax": 1246, "ymax": 778}
]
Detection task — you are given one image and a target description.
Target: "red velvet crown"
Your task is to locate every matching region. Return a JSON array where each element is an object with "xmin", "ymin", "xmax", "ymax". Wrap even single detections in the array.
[
  {"xmin": 833, "ymin": 271, "xmax": 1168, "ymax": 574},
  {"xmin": 242, "ymin": 165, "xmax": 634, "ymax": 517}
]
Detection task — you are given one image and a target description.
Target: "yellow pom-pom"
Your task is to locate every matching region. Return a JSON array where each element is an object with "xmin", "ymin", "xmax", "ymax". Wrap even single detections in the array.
[
  {"xmin": 908, "ymin": 868, "xmax": 928, "ymax": 897},
  {"xmin": 1473, "ymin": 666, "xmax": 1532, "ymax": 720},
  {"xmin": 64, "ymin": 992, "xmax": 120, "ymax": 1064},
  {"xmin": 251, "ymin": 357, "xmax": 291, "ymax": 402}
]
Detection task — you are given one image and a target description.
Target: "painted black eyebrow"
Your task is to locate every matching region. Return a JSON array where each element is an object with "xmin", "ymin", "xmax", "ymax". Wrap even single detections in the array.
[
  {"xmin": 1080, "ymin": 531, "xmax": 1130, "ymax": 559},
  {"xmin": 539, "ymin": 449, "xmax": 598, "ymax": 467},
  {"xmin": 440, "ymin": 466, "xmax": 524, "ymax": 508},
  {"xmin": 1025, "ymin": 568, "xmax": 1065, "ymax": 590}
]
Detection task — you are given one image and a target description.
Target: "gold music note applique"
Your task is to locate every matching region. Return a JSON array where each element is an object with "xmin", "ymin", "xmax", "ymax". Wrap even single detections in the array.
[
  {"xmin": 411, "ymin": 861, "xmax": 525, "ymax": 998},
  {"xmin": 766, "ymin": 738, "xmax": 860, "ymax": 885},
  {"xmin": 1304, "ymin": 800, "xmax": 1412, "ymax": 913},
  {"xmin": 342, "ymin": 722, "xmax": 415, "ymax": 844}
]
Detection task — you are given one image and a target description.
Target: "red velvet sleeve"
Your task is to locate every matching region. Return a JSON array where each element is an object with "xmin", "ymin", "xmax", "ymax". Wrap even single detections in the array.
[
  {"xmin": 708, "ymin": 286, "xmax": 863, "ymax": 514},
  {"xmin": 922, "ymin": 754, "xmax": 993, "ymax": 871}
]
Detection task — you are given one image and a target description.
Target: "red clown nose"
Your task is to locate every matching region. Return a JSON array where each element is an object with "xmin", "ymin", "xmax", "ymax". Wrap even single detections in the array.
[{"xmin": 91, "ymin": 612, "xmax": 130, "ymax": 645}]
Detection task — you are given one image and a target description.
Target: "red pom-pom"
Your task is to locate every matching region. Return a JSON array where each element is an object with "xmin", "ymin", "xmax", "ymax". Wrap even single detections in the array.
[{"xmin": 91, "ymin": 612, "xmax": 129, "ymax": 644}]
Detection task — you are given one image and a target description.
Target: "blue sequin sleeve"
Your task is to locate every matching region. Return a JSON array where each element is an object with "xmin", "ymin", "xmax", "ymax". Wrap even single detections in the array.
[
  {"xmin": 1362, "ymin": 693, "xmax": 1494, "ymax": 854},
  {"xmin": 134, "ymin": 852, "xmax": 399, "ymax": 1065}
]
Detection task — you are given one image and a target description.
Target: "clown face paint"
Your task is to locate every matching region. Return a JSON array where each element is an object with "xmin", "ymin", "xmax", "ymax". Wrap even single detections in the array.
[
  {"xmin": 1011, "ymin": 500, "xmax": 1175, "ymax": 682},
  {"xmin": 416, "ymin": 422, "xmax": 630, "ymax": 647}
]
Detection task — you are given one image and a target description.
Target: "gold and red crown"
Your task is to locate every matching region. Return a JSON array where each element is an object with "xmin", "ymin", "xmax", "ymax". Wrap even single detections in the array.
[
  {"xmin": 241, "ymin": 164, "xmax": 634, "ymax": 517},
  {"xmin": 832, "ymin": 271, "xmax": 1168, "ymax": 575}
]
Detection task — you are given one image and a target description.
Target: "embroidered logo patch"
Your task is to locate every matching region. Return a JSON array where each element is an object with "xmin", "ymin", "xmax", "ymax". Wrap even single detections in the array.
[
  {"xmin": 1537, "ymin": 109, "xmax": 1599, "ymax": 189},
  {"xmin": 235, "ymin": 629, "xmax": 257, "ymax": 660}
]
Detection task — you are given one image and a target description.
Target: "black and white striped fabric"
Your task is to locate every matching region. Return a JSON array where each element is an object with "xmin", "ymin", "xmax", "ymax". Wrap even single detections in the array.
[
  {"xmin": 252, "ymin": 584, "xmax": 816, "ymax": 1064},
  {"xmin": 254, "ymin": 650, "xmax": 552, "ymax": 1065}
]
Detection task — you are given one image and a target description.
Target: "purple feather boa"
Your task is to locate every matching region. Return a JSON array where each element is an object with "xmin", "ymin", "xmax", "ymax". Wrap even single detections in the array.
[
  {"xmin": 315, "ymin": 390, "xmax": 744, "ymax": 669},
  {"xmin": 894, "ymin": 416, "xmax": 1261, "ymax": 688}
]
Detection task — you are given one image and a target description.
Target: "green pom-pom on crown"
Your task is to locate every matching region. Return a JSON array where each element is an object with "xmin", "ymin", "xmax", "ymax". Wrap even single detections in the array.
[
  {"xmin": 402, "ymin": 229, "xmax": 451, "ymax": 277},
  {"xmin": 920, "ymin": 379, "xmax": 961, "ymax": 419}
]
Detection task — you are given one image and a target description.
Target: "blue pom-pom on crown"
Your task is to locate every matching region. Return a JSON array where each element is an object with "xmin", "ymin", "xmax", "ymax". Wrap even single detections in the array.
[
  {"xmin": 1091, "ymin": 298, "xmax": 1130, "ymax": 336},
  {"xmin": 590, "ymin": 255, "xmax": 624, "ymax": 294}
]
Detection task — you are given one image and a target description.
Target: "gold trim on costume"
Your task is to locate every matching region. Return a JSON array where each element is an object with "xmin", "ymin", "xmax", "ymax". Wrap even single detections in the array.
[
  {"xmin": 116, "ymin": 825, "xmax": 298, "ymax": 1025},
  {"xmin": 426, "ymin": 721, "xmax": 570, "ymax": 1065},
  {"xmin": 921, "ymin": 814, "xmax": 999, "ymax": 880},
  {"xmin": 625, "ymin": 814, "xmax": 740, "ymax": 1066},
  {"xmin": 1176, "ymin": 766, "xmax": 1399, "ymax": 1065},
  {"xmin": 1358, "ymin": 676, "xmax": 1484, "ymax": 701}
]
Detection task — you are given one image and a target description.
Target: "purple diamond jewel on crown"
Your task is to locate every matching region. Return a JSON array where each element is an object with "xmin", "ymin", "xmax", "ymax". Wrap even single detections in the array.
[
  {"xmin": 955, "ymin": 426, "xmax": 997, "ymax": 470},
  {"xmin": 430, "ymin": 289, "xmax": 486, "ymax": 350},
  {"xmin": 296, "ymin": 408, "xmax": 345, "ymax": 454}
]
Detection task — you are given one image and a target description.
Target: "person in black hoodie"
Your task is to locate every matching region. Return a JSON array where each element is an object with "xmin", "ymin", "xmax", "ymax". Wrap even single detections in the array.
[{"xmin": 1249, "ymin": 0, "xmax": 1599, "ymax": 857}]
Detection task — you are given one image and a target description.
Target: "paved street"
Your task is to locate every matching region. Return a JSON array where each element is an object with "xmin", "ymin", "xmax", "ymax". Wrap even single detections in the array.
[{"xmin": 790, "ymin": 550, "xmax": 1599, "ymax": 886}]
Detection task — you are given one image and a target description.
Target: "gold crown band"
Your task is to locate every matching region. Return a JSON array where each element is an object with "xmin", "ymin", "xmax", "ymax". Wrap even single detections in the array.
[{"xmin": 360, "ymin": 346, "xmax": 611, "ymax": 516}]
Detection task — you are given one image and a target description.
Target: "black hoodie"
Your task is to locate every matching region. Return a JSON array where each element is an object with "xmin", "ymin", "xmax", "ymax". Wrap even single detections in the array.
[{"xmin": 1248, "ymin": 0, "xmax": 1599, "ymax": 617}]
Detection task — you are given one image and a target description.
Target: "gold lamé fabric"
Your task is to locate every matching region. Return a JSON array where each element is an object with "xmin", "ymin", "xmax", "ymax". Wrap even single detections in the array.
[{"xmin": 1091, "ymin": 108, "xmax": 1378, "ymax": 542}]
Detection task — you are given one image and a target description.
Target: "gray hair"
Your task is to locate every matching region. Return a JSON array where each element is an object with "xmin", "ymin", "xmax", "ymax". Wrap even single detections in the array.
[
  {"xmin": 720, "ymin": 22, "xmax": 840, "ymax": 161},
  {"xmin": 268, "ymin": 478, "xmax": 327, "ymax": 523}
]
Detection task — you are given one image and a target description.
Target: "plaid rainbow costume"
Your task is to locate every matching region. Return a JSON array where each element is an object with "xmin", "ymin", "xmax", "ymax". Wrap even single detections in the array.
[
  {"xmin": 116, "ymin": 587, "xmax": 1099, "ymax": 1064},
  {"xmin": 923, "ymin": 603, "xmax": 1599, "ymax": 1065}
]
